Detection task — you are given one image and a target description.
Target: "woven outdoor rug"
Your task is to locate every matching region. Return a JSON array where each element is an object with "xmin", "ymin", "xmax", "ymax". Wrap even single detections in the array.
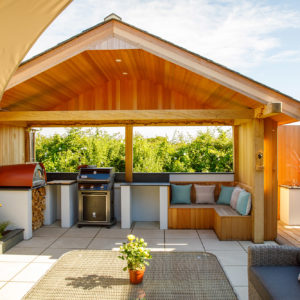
[{"xmin": 24, "ymin": 250, "xmax": 237, "ymax": 300}]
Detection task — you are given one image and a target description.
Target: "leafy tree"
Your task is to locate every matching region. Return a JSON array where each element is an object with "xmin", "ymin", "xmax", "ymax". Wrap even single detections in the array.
[{"xmin": 36, "ymin": 127, "xmax": 233, "ymax": 173}]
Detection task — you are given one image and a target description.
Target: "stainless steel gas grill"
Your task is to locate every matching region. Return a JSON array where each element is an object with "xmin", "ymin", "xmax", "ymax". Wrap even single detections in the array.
[{"xmin": 77, "ymin": 166, "xmax": 115, "ymax": 227}]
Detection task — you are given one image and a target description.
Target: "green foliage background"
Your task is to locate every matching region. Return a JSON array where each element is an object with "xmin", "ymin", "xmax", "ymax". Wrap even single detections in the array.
[{"xmin": 36, "ymin": 127, "xmax": 233, "ymax": 173}]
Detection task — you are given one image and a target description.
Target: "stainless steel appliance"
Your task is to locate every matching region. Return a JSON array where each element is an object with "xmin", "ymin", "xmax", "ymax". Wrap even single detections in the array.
[{"xmin": 77, "ymin": 166, "xmax": 115, "ymax": 227}]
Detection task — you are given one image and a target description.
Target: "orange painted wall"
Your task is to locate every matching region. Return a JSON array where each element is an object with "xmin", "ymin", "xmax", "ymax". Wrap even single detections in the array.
[
  {"xmin": 278, "ymin": 125, "xmax": 300, "ymax": 219},
  {"xmin": 278, "ymin": 125, "xmax": 300, "ymax": 186}
]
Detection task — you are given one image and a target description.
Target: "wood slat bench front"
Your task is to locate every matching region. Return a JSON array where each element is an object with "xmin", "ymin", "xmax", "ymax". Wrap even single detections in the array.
[{"xmin": 168, "ymin": 182, "xmax": 252, "ymax": 240}]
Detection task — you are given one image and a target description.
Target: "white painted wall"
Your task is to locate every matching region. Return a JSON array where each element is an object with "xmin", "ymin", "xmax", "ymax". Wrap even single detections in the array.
[{"xmin": 0, "ymin": 189, "xmax": 32, "ymax": 239}]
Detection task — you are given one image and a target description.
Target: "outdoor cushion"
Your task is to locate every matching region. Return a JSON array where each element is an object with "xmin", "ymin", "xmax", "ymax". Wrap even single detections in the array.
[
  {"xmin": 171, "ymin": 184, "xmax": 192, "ymax": 204},
  {"xmin": 195, "ymin": 184, "xmax": 216, "ymax": 204},
  {"xmin": 236, "ymin": 190, "xmax": 251, "ymax": 215},
  {"xmin": 217, "ymin": 185, "xmax": 234, "ymax": 205},
  {"xmin": 249, "ymin": 265, "xmax": 300, "ymax": 300},
  {"xmin": 230, "ymin": 187, "xmax": 243, "ymax": 209}
]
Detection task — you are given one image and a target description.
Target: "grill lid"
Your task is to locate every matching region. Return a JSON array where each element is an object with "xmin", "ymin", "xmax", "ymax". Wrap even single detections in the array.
[{"xmin": 0, "ymin": 163, "xmax": 46, "ymax": 188}]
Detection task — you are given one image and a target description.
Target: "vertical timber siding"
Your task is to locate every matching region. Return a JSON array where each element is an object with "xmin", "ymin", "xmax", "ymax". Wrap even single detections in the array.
[
  {"xmin": 0, "ymin": 126, "xmax": 25, "ymax": 165},
  {"xmin": 264, "ymin": 118, "xmax": 278, "ymax": 240}
]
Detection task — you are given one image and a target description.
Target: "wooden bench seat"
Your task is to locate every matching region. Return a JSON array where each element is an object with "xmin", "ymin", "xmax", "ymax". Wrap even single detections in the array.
[{"xmin": 168, "ymin": 182, "xmax": 252, "ymax": 240}]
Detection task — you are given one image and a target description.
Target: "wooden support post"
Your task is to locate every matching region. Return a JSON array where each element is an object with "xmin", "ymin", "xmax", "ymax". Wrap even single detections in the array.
[
  {"xmin": 125, "ymin": 125, "xmax": 133, "ymax": 182},
  {"xmin": 233, "ymin": 125, "xmax": 239, "ymax": 182},
  {"xmin": 252, "ymin": 119, "xmax": 264, "ymax": 243},
  {"xmin": 264, "ymin": 118, "xmax": 278, "ymax": 240},
  {"xmin": 24, "ymin": 128, "xmax": 30, "ymax": 162}
]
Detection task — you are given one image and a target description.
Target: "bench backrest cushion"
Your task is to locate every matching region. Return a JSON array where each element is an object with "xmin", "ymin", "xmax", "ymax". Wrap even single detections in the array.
[
  {"xmin": 230, "ymin": 187, "xmax": 243, "ymax": 209},
  {"xmin": 236, "ymin": 190, "xmax": 251, "ymax": 215},
  {"xmin": 195, "ymin": 184, "xmax": 216, "ymax": 204},
  {"xmin": 217, "ymin": 185, "xmax": 234, "ymax": 205},
  {"xmin": 171, "ymin": 184, "xmax": 192, "ymax": 204}
]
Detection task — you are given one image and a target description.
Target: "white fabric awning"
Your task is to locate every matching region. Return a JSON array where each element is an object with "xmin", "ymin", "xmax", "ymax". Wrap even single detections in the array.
[{"xmin": 0, "ymin": 0, "xmax": 72, "ymax": 100}]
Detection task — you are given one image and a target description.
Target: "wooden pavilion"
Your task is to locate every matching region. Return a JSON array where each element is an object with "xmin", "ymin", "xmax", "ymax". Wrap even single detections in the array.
[{"xmin": 1, "ymin": 14, "xmax": 300, "ymax": 243}]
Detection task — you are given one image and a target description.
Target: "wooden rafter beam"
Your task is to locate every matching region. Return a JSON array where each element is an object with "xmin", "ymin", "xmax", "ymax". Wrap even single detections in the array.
[
  {"xmin": 0, "ymin": 109, "xmax": 254, "ymax": 123},
  {"xmin": 254, "ymin": 103, "xmax": 282, "ymax": 119}
]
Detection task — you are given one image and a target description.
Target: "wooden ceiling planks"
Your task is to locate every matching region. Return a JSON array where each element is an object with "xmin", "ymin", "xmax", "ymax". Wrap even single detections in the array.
[{"xmin": 1, "ymin": 49, "xmax": 264, "ymax": 112}]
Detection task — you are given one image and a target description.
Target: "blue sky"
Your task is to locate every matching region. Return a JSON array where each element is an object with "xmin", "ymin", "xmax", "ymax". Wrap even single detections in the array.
[{"xmin": 28, "ymin": 0, "xmax": 300, "ymax": 136}]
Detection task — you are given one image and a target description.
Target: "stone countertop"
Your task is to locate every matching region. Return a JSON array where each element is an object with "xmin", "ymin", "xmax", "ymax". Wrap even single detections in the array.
[
  {"xmin": 280, "ymin": 185, "xmax": 300, "ymax": 189},
  {"xmin": 47, "ymin": 180, "xmax": 77, "ymax": 185},
  {"xmin": 120, "ymin": 182, "xmax": 170, "ymax": 186}
]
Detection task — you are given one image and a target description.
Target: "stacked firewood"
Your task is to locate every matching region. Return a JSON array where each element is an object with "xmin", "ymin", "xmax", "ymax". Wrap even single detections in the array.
[{"xmin": 32, "ymin": 187, "xmax": 46, "ymax": 231}]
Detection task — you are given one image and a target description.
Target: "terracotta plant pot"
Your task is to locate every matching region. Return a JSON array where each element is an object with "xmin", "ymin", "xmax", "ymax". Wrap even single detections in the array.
[{"xmin": 129, "ymin": 267, "xmax": 145, "ymax": 284}]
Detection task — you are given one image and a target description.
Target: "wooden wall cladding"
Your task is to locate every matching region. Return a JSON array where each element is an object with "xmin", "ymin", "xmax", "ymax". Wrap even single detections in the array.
[
  {"xmin": 278, "ymin": 125, "xmax": 300, "ymax": 186},
  {"xmin": 0, "ymin": 126, "xmax": 25, "ymax": 166},
  {"xmin": 238, "ymin": 121, "xmax": 254, "ymax": 189},
  {"xmin": 264, "ymin": 118, "xmax": 278, "ymax": 240},
  {"xmin": 51, "ymin": 79, "xmax": 203, "ymax": 111}
]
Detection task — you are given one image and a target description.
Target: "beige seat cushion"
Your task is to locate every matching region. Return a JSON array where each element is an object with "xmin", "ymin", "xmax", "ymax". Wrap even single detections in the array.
[
  {"xmin": 214, "ymin": 205, "xmax": 239, "ymax": 216},
  {"xmin": 195, "ymin": 184, "xmax": 216, "ymax": 204}
]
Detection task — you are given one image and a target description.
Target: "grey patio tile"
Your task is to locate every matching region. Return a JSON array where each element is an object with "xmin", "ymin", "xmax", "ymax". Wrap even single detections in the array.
[
  {"xmin": 0, "ymin": 282, "xmax": 35, "ymax": 300},
  {"xmin": 43, "ymin": 220, "xmax": 61, "ymax": 228},
  {"xmin": 223, "ymin": 266, "xmax": 248, "ymax": 286},
  {"xmin": 15, "ymin": 237, "xmax": 57, "ymax": 249},
  {"xmin": 164, "ymin": 238, "xmax": 204, "ymax": 252},
  {"xmin": 33, "ymin": 227, "xmax": 67, "ymax": 237},
  {"xmin": 165, "ymin": 229, "xmax": 199, "ymax": 239},
  {"xmin": 0, "ymin": 247, "xmax": 44, "ymax": 262},
  {"xmin": 63, "ymin": 226, "xmax": 101, "ymax": 238},
  {"xmin": 87, "ymin": 238, "xmax": 124, "ymax": 250},
  {"xmin": 50, "ymin": 237, "xmax": 92, "ymax": 249},
  {"xmin": 0, "ymin": 262, "xmax": 28, "ymax": 281},
  {"xmin": 96, "ymin": 229, "xmax": 131, "ymax": 238},
  {"xmin": 143, "ymin": 238, "xmax": 164, "ymax": 252},
  {"xmin": 202, "ymin": 239, "xmax": 244, "ymax": 251},
  {"xmin": 234, "ymin": 286, "xmax": 248, "ymax": 300},
  {"xmin": 12, "ymin": 262, "xmax": 53, "ymax": 282},
  {"xmin": 197, "ymin": 230, "xmax": 218, "ymax": 239},
  {"xmin": 133, "ymin": 222, "xmax": 160, "ymax": 229},
  {"xmin": 131, "ymin": 229, "xmax": 164, "ymax": 239},
  {"xmin": 34, "ymin": 248, "xmax": 74, "ymax": 263},
  {"xmin": 209, "ymin": 250, "xmax": 247, "ymax": 266},
  {"xmin": 101, "ymin": 222, "xmax": 122, "ymax": 230}
]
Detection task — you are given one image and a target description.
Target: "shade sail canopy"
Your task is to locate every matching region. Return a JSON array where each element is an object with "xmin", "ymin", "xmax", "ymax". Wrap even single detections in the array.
[{"xmin": 0, "ymin": 0, "xmax": 72, "ymax": 100}]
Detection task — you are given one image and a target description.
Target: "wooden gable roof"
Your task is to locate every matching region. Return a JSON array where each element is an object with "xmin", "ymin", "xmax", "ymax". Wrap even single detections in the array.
[{"xmin": 1, "ymin": 16, "xmax": 299, "ymax": 125}]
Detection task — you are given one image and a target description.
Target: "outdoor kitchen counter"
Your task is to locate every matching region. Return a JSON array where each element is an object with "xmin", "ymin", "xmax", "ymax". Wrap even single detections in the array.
[
  {"xmin": 120, "ymin": 183, "xmax": 169, "ymax": 230},
  {"xmin": 45, "ymin": 180, "xmax": 78, "ymax": 228},
  {"xmin": 280, "ymin": 185, "xmax": 300, "ymax": 225}
]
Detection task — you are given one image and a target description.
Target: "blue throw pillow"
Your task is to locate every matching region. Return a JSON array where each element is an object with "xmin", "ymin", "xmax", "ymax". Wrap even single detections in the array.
[
  {"xmin": 217, "ymin": 185, "xmax": 234, "ymax": 205},
  {"xmin": 171, "ymin": 184, "xmax": 192, "ymax": 204},
  {"xmin": 236, "ymin": 191, "xmax": 251, "ymax": 215}
]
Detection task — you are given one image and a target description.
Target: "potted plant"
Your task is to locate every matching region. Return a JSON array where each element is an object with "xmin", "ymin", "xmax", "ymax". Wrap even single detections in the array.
[{"xmin": 119, "ymin": 234, "xmax": 152, "ymax": 284}]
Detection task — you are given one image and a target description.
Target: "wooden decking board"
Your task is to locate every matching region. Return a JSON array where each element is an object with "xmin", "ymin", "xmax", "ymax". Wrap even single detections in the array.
[{"xmin": 277, "ymin": 220, "xmax": 300, "ymax": 247}]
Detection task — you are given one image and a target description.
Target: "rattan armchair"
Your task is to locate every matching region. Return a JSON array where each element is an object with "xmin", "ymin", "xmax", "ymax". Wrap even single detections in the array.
[{"xmin": 248, "ymin": 245, "xmax": 300, "ymax": 300}]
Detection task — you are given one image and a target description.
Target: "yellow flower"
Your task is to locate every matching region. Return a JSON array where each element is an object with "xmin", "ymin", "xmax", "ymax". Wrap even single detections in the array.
[
  {"xmin": 144, "ymin": 242, "xmax": 148, "ymax": 247},
  {"xmin": 140, "ymin": 238, "xmax": 144, "ymax": 243},
  {"xmin": 0, "ymin": 204, "xmax": 2, "ymax": 207},
  {"xmin": 127, "ymin": 234, "xmax": 135, "ymax": 241}
]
